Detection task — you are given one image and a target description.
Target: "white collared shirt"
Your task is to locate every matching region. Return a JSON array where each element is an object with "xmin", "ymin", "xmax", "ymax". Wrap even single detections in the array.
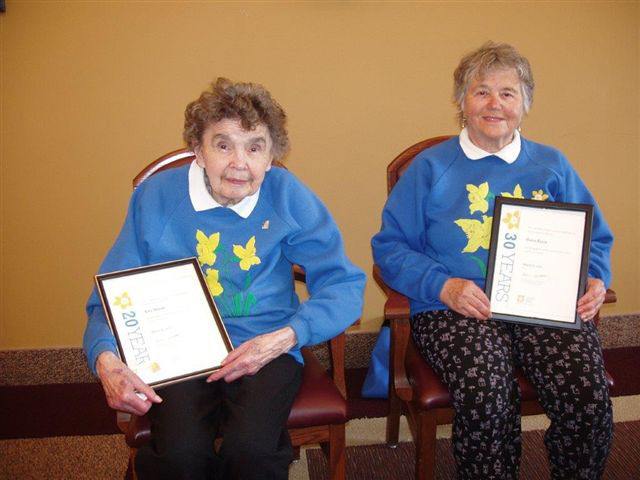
[
  {"xmin": 188, "ymin": 161, "xmax": 259, "ymax": 218},
  {"xmin": 459, "ymin": 128, "xmax": 521, "ymax": 164}
]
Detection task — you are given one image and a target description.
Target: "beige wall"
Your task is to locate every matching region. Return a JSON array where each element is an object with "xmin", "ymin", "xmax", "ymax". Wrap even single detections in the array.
[{"xmin": 1, "ymin": 1, "xmax": 638, "ymax": 349}]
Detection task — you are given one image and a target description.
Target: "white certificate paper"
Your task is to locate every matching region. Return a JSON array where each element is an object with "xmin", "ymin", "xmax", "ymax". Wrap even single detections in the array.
[
  {"xmin": 486, "ymin": 198, "xmax": 592, "ymax": 330},
  {"xmin": 96, "ymin": 258, "xmax": 232, "ymax": 387}
]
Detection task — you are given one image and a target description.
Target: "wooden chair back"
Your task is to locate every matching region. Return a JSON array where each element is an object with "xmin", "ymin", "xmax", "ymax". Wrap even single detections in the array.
[{"xmin": 386, "ymin": 136, "xmax": 451, "ymax": 193}]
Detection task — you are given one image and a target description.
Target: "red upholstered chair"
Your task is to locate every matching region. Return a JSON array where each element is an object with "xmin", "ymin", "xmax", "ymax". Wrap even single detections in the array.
[
  {"xmin": 373, "ymin": 136, "xmax": 617, "ymax": 480},
  {"xmin": 117, "ymin": 148, "xmax": 348, "ymax": 480}
]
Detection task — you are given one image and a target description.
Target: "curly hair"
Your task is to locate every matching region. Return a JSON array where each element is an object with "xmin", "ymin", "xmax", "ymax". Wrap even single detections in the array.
[
  {"xmin": 453, "ymin": 42, "xmax": 535, "ymax": 125},
  {"xmin": 183, "ymin": 78, "xmax": 290, "ymax": 160}
]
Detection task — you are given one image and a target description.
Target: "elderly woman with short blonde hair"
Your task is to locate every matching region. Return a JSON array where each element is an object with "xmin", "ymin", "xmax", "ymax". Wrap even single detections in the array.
[{"xmin": 373, "ymin": 42, "xmax": 613, "ymax": 479}]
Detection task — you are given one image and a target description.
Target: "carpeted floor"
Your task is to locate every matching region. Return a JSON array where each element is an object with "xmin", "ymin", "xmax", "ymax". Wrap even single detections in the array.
[
  {"xmin": 0, "ymin": 434, "xmax": 130, "ymax": 480},
  {"xmin": 306, "ymin": 420, "xmax": 640, "ymax": 480}
]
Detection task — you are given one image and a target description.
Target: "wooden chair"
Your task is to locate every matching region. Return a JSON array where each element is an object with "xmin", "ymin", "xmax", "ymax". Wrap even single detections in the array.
[
  {"xmin": 118, "ymin": 148, "xmax": 348, "ymax": 480},
  {"xmin": 373, "ymin": 136, "xmax": 617, "ymax": 480}
]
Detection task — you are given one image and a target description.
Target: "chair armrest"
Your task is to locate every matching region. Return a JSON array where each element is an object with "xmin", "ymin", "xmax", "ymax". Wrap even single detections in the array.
[
  {"xmin": 293, "ymin": 264, "xmax": 306, "ymax": 283},
  {"xmin": 117, "ymin": 410, "xmax": 131, "ymax": 435},
  {"xmin": 328, "ymin": 333, "xmax": 346, "ymax": 398},
  {"xmin": 604, "ymin": 289, "xmax": 616, "ymax": 304},
  {"xmin": 117, "ymin": 410, "xmax": 152, "ymax": 449},
  {"xmin": 389, "ymin": 310, "xmax": 413, "ymax": 402},
  {"xmin": 372, "ymin": 264, "xmax": 391, "ymax": 296},
  {"xmin": 373, "ymin": 264, "xmax": 409, "ymax": 318},
  {"xmin": 373, "ymin": 264, "xmax": 413, "ymax": 402},
  {"xmin": 294, "ymin": 263, "xmax": 346, "ymax": 397},
  {"xmin": 595, "ymin": 289, "xmax": 616, "ymax": 325},
  {"xmin": 383, "ymin": 289, "xmax": 411, "ymax": 320}
]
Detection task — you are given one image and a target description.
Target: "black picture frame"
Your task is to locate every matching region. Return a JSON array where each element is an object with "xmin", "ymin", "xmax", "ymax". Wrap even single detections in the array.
[
  {"xmin": 95, "ymin": 257, "xmax": 233, "ymax": 388},
  {"xmin": 485, "ymin": 197, "xmax": 593, "ymax": 330}
]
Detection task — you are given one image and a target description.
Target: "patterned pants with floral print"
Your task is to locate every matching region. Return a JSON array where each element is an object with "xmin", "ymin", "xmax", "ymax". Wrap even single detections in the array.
[{"xmin": 411, "ymin": 310, "xmax": 613, "ymax": 480}]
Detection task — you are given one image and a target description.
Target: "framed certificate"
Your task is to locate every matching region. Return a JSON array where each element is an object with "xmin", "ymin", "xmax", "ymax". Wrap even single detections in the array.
[
  {"xmin": 485, "ymin": 197, "xmax": 593, "ymax": 330},
  {"xmin": 95, "ymin": 257, "xmax": 233, "ymax": 388}
]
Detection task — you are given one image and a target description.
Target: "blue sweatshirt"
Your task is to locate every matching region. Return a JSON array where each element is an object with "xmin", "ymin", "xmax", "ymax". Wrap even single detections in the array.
[
  {"xmin": 371, "ymin": 136, "xmax": 613, "ymax": 316},
  {"xmin": 84, "ymin": 164, "xmax": 366, "ymax": 374}
]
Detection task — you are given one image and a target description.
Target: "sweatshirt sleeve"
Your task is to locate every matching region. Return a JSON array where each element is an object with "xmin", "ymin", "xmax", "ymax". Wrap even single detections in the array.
[
  {"xmin": 83, "ymin": 189, "xmax": 146, "ymax": 375},
  {"xmin": 371, "ymin": 158, "xmax": 451, "ymax": 302},
  {"xmin": 557, "ymin": 157, "xmax": 614, "ymax": 287},
  {"xmin": 280, "ymin": 179, "xmax": 366, "ymax": 347}
]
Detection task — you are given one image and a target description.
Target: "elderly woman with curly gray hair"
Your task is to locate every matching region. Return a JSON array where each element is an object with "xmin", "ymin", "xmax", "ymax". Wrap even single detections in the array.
[
  {"xmin": 84, "ymin": 78, "xmax": 365, "ymax": 479},
  {"xmin": 373, "ymin": 42, "xmax": 613, "ymax": 479}
]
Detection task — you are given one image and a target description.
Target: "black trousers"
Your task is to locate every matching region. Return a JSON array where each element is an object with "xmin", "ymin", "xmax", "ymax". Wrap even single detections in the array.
[
  {"xmin": 135, "ymin": 354, "xmax": 303, "ymax": 480},
  {"xmin": 412, "ymin": 310, "xmax": 613, "ymax": 480}
]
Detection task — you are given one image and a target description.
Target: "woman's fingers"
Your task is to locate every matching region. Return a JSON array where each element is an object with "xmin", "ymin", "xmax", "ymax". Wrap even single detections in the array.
[
  {"xmin": 441, "ymin": 278, "xmax": 491, "ymax": 320},
  {"xmin": 207, "ymin": 328, "xmax": 296, "ymax": 383},
  {"xmin": 96, "ymin": 351, "xmax": 161, "ymax": 415},
  {"xmin": 577, "ymin": 278, "xmax": 605, "ymax": 321}
]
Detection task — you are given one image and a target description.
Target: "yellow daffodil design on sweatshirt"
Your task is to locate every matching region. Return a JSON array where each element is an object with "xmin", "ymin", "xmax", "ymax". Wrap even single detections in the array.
[
  {"xmin": 233, "ymin": 236, "xmax": 262, "ymax": 271},
  {"xmin": 466, "ymin": 182, "xmax": 490, "ymax": 214},
  {"xmin": 204, "ymin": 269, "xmax": 224, "ymax": 297},
  {"xmin": 454, "ymin": 215, "xmax": 493, "ymax": 253},
  {"xmin": 196, "ymin": 230, "xmax": 220, "ymax": 266},
  {"xmin": 500, "ymin": 184, "xmax": 524, "ymax": 199},
  {"xmin": 195, "ymin": 231, "xmax": 261, "ymax": 317},
  {"xmin": 454, "ymin": 182, "xmax": 548, "ymax": 275},
  {"xmin": 532, "ymin": 189, "xmax": 549, "ymax": 201}
]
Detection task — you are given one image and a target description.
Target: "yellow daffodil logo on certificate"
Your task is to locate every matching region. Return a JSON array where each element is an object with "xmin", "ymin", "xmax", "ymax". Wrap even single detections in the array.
[
  {"xmin": 114, "ymin": 292, "xmax": 132, "ymax": 309},
  {"xmin": 502, "ymin": 210, "xmax": 521, "ymax": 230}
]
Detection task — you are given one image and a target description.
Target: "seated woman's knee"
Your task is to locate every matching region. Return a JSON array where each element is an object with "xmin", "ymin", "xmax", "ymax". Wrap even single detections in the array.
[
  {"xmin": 221, "ymin": 430, "xmax": 282, "ymax": 464},
  {"xmin": 453, "ymin": 372, "xmax": 516, "ymax": 420},
  {"xmin": 136, "ymin": 440, "xmax": 215, "ymax": 478}
]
